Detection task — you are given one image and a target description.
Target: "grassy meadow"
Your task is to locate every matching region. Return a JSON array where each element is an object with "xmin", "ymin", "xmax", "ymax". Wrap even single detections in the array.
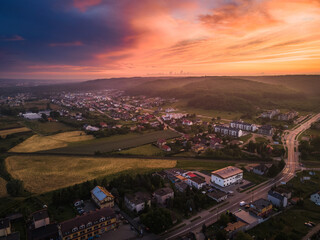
[
  {"xmin": 9, "ymin": 131, "xmax": 93, "ymax": 152},
  {"xmin": 0, "ymin": 127, "xmax": 31, "ymax": 138},
  {"xmin": 5, "ymin": 155, "xmax": 177, "ymax": 194},
  {"xmin": 46, "ymin": 130, "xmax": 180, "ymax": 155},
  {"xmin": 119, "ymin": 144, "xmax": 164, "ymax": 156},
  {"xmin": 23, "ymin": 121, "xmax": 76, "ymax": 135}
]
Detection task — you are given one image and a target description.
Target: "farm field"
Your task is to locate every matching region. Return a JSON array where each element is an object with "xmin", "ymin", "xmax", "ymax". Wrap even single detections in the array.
[
  {"xmin": 0, "ymin": 127, "xmax": 31, "ymax": 138},
  {"xmin": 176, "ymin": 159, "xmax": 235, "ymax": 171},
  {"xmin": 118, "ymin": 144, "xmax": 164, "ymax": 156},
  {"xmin": 9, "ymin": 131, "xmax": 93, "ymax": 153},
  {"xmin": 23, "ymin": 121, "xmax": 76, "ymax": 135},
  {"xmin": 0, "ymin": 116, "xmax": 22, "ymax": 130},
  {"xmin": 5, "ymin": 155, "xmax": 177, "ymax": 194},
  {"xmin": 46, "ymin": 130, "xmax": 180, "ymax": 155},
  {"xmin": 0, "ymin": 177, "xmax": 8, "ymax": 198}
]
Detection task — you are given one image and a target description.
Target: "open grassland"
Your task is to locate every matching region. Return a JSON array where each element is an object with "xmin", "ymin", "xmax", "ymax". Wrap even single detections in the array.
[
  {"xmin": 9, "ymin": 131, "xmax": 93, "ymax": 153},
  {"xmin": 0, "ymin": 177, "xmax": 8, "ymax": 198},
  {"xmin": 23, "ymin": 121, "xmax": 76, "ymax": 135},
  {"xmin": 5, "ymin": 155, "xmax": 177, "ymax": 194},
  {"xmin": 46, "ymin": 130, "xmax": 180, "ymax": 155},
  {"xmin": 0, "ymin": 127, "xmax": 31, "ymax": 138},
  {"xmin": 119, "ymin": 144, "xmax": 164, "ymax": 156},
  {"xmin": 176, "ymin": 159, "xmax": 235, "ymax": 171}
]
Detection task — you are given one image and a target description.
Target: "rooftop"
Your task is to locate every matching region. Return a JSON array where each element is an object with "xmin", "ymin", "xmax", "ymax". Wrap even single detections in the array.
[
  {"xmin": 224, "ymin": 220, "xmax": 247, "ymax": 232},
  {"xmin": 59, "ymin": 208, "xmax": 115, "ymax": 236},
  {"xmin": 125, "ymin": 192, "xmax": 151, "ymax": 205},
  {"xmin": 0, "ymin": 232, "xmax": 20, "ymax": 240},
  {"xmin": 154, "ymin": 187, "xmax": 174, "ymax": 196},
  {"xmin": 91, "ymin": 186, "xmax": 114, "ymax": 202},
  {"xmin": 31, "ymin": 209, "xmax": 49, "ymax": 222},
  {"xmin": 0, "ymin": 218, "xmax": 10, "ymax": 229},
  {"xmin": 212, "ymin": 166, "xmax": 243, "ymax": 179},
  {"xmin": 251, "ymin": 198, "xmax": 272, "ymax": 210},
  {"xmin": 234, "ymin": 210, "xmax": 260, "ymax": 225},
  {"xmin": 190, "ymin": 176, "xmax": 206, "ymax": 184}
]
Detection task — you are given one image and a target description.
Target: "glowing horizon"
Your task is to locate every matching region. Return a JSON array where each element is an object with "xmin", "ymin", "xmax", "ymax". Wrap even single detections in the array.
[{"xmin": 1, "ymin": 0, "xmax": 320, "ymax": 80}]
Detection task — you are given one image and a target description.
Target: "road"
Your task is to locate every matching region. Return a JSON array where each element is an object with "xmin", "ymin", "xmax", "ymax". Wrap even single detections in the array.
[{"xmin": 162, "ymin": 113, "xmax": 320, "ymax": 240}]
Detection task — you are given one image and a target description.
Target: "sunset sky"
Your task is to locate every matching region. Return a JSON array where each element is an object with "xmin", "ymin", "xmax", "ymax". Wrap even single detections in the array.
[{"xmin": 1, "ymin": 0, "xmax": 320, "ymax": 80}]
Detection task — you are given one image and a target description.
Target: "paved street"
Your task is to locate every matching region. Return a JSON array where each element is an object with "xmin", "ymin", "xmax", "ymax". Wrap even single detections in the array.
[{"xmin": 162, "ymin": 113, "xmax": 320, "ymax": 240}]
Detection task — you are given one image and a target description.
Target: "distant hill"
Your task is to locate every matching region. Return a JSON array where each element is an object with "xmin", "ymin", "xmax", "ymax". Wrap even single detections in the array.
[{"xmin": 1, "ymin": 75, "xmax": 319, "ymax": 113}]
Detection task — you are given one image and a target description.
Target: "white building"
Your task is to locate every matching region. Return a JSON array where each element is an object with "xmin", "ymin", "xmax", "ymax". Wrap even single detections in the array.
[
  {"xmin": 187, "ymin": 177, "xmax": 206, "ymax": 189},
  {"xmin": 268, "ymin": 190, "xmax": 288, "ymax": 208},
  {"xmin": 214, "ymin": 125, "xmax": 243, "ymax": 137},
  {"xmin": 230, "ymin": 121, "xmax": 257, "ymax": 132},
  {"xmin": 124, "ymin": 192, "xmax": 151, "ymax": 212},
  {"xmin": 310, "ymin": 191, "xmax": 320, "ymax": 205},
  {"xmin": 22, "ymin": 112, "xmax": 42, "ymax": 120},
  {"xmin": 211, "ymin": 166, "xmax": 243, "ymax": 187}
]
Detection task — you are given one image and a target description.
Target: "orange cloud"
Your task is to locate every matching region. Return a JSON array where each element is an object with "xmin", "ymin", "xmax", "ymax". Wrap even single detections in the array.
[{"xmin": 73, "ymin": 0, "xmax": 101, "ymax": 12}]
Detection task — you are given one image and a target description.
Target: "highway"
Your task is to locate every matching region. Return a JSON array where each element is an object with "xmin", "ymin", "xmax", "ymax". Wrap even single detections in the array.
[{"xmin": 162, "ymin": 113, "xmax": 320, "ymax": 240}]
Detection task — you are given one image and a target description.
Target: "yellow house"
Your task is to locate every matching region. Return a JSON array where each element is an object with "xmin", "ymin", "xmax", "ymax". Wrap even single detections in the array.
[
  {"xmin": 59, "ymin": 208, "xmax": 117, "ymax": 240},
  {"xmin": 91, "ymin": 186, "xmax": 114, "ymax": 209},
  {"xmin": 0, "ymin": 218, "xmax": 11, "ymax": 237}
]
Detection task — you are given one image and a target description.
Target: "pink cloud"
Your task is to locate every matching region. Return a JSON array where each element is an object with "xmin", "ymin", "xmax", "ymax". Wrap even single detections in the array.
[
  {"xmin": 0, "ymin": 35, "xmax": 24, "ymax": 41},
  {"xmin": 73, "ymin": 0, "xmax": 101, "ymax": 12},
  {"xmin": 48, "ymin": 41, "xmax": 84, "ymax": 47}
]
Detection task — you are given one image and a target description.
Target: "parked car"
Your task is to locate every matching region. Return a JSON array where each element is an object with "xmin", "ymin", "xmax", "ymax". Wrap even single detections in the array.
[{"xmin": 239, "ymin": 201, "xmax": 246, "ymax": 207}]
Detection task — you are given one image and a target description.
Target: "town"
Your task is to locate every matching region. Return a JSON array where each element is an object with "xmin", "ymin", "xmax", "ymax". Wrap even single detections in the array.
[{"xmin": 1, "ymin": 86, "xmax": 320, "ymax": 240}]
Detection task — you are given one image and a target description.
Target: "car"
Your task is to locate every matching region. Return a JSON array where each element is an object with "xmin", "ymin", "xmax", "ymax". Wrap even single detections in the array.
[{"xmin": 239, "ymin": 201, "xmax": 246, "ymax": 207}]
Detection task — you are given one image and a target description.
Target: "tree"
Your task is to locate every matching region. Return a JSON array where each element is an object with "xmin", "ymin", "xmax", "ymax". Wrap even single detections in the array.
[
  {"xmin": 275, "ymin": 232, "xmax": 289, "ymax": 240},
  {"xmin": 140, "ymin": 208, "xmax": 173, "ymax": 234},
  {"xmin": 6, "ymin": 179, "xmax": 24, "ymax": 197},
  {"xmin": 234, "ymin": 231, "xmax": 253, "ymax": 240}
]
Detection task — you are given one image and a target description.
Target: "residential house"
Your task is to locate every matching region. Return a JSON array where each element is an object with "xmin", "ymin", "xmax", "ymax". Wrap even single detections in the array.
[
  {"xmin": 258, "ymin": 125, "xmax": 273, "ymax": 136},
  {"xmin": 233, "ymin": 210, "xmax": 261, "ymax": 230},
  {"xmin": 207, "ymin": 189, "xmax": 228, "ymax": 202},
  {"xmin": 214, "ymin": 125, "xmax": 243, "ymax": 137},
  {"xmin": 154, "ymin": 188, "xmax": 174, "ymax": 205},
  {"xmin": 250, "ymin": 198, "xmax": 273, "ymax": 217},
  {"xmin": 0, "ymin": 219, "xmax": 11, "ymax": 237},
  {"xmin": 310, "ymin": 191, "xmax": 320, "ymax": 205},
  {"xmin": 58, "ymin": 208, "xmax": 116, "ymax": 240},
  {"xmin": 182, "ymin": 119, "xmax": 193, "ymax": 126},
  {"xmin": 174, "ymin": 181, "xmax": 189, "ymax": 192},
  {"xmin": 99, "ymin": 122, "xmax": 108, "ymax": 128},
  {"xmin": 124, "ymin": 192, "xmax": 151, "ymax": 212},
  {"xmin": 28, "ymin": 224, "xmax": 59, "ymax": 240},
  {"xmin": 224, "ymin": 220, "xmax": 248, "ymax": 237},
  {"xmin": 91, "ymin": 186, "xmax": 115, "ymax": 209},
  {"xmin": 230, "ymin": 121, "xmax": 257, "ymax": 132},
  {"xmin": 277, "ymin": 111, "xmax": 298, "ymax": 121},
  {"xmin": 157, "ymin": 139, "xmax": 166, "ymax": 147},
  {"xmin": 260, "ymin": 109, "xmax": 280, "ymax": 119},
  {"xmin": 0, "ymin": 218, "xmax": 19, "ymax": 240},
  {"xmin": 31, "ymin": 209, "xmax": 50, "ymax": 229},
  {"xmin": 252, "ymin": 164, "xmax": 271, "ymax": 175},
  {"xmin": 211, "ymin": 166, "xmax": 243, "ymax": 187},
  {"xmin": 268, "ymin": 190, "xmax": 288, "ymax": 208},
  {"xmin": 187, "ymin": 176, "xmax": 206, "ymax": 189},
  {"xmin": 161, "ymin": 145, "xmax": 171, "ymax": 152}
]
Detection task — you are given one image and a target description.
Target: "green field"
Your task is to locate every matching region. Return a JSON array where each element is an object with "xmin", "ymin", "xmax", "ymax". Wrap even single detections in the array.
[
  {"xmin": 0, "ymin": 116, "xmax": 22, "ymax": 130},
  {"xmin": 176, "ymin": 159, "xmax": 235, "ymax": 171},
  {"xmin": 45, "ymin": 130, "xmax": 180, "ymax": 155},
  {"xmin": 23, "ymin": 121, "xmax": 76, "ymax": 135},
  {"xmin": 118, "ymin": 144, "xmax": 164, "ymax": 156}
]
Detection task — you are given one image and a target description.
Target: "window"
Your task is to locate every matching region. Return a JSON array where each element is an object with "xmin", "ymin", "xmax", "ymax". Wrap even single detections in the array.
[
  {"xmin": 87, "ymin": 228, "xmax": 92, "ymax": 232},
  {"xmin": 79, "ymin": 225, "xmax": 85, "ymax": 230},
  {"xmin": 100, "ymin": 223, "xmax": 105, "ymax": 227},
  {"xmin": 88, "ymin": 233, "xmax": 92, "ymax": 237},
  {"xmin": 73, "ymin": 234, "xmax": 78, "ymax": 238},
  {"xmin": 72, "ymin": 227, "xmax": 78, "ymax": 233},
  {"xmin": 94, "ymin": 226, "xmax": 99, "ymax": 230},
  {"xmin": 94, "ymin": 231, "xmax": 99, "ymax": 235},
  {"xmin": 80, "ymin": 231, "xmax": 85, "ymax": 235},
  {"xmin": 80, "ymin": 236, "xmax": 86, "ymax": 240},
  {"xmin": 99, "ymin": 217, "xmax": 105, "ymax": 222},
  {"xmin": 87, "ymin": 222, "xmax": 92, "ymax": 227}
]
